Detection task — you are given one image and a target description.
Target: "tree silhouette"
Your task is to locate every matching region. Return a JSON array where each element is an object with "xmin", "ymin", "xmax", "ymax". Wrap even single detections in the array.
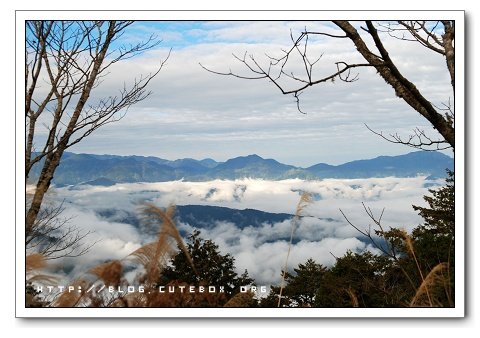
[
  {"xmin": 161, "ymin": 230, "xmax": 254, "ymax": 298},
  {"xmin": 25, "ymin": 21, "xmax": 169, "ymax": 234}
]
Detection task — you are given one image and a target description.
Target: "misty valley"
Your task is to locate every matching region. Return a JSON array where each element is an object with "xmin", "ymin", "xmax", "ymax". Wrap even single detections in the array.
[{"xmin": 30, "ymin": 150, "xmax": 452, "ymax": 288}]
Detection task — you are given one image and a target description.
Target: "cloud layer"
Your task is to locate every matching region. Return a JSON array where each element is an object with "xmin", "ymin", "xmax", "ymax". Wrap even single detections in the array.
[
  {"xmin": 33, "ymin": 21, "xmax": 453, "ymax": 167},
  {"xmin": 39, "ymin": 176, "xmax": 439, "ymax": 285}
]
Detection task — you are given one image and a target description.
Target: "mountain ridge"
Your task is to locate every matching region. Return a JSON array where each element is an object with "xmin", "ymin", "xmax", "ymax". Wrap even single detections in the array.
[{"xmin": 29, "ymin": 151, "xmax": 453, "ymax": 186}]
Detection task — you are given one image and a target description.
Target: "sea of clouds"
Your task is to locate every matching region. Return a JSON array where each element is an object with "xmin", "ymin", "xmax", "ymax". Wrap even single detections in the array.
[{"xmin": 35, "ymin": 176, "xmax": 442, "ymax": 285}]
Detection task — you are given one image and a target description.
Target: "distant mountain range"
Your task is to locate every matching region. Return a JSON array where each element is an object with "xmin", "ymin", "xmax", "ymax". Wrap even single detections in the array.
[
  {"xmin": 28, "ymin": 151, "xmax": 453, "ymax": 186},
  {"xmin": 96, "ymin": 204, "xmax": 339, "ymax": 243},
  {"xmin": 96, "ymin": 205, "xmax": 293, "ymax": 231}
]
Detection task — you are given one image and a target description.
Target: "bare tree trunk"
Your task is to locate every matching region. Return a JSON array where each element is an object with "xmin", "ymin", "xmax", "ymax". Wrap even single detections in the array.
[
  {"xmin": 25, "ymin": 21, "xmax": 114, "ymax": 233},
  {"xmin": 25, "ymin": 20, "xmax": 167, "ymax": 232},
  {"xmin": 333, "ymin": 21, "xmax": 455, "ymax": 148},
  {"xmin": 442, "ymin": 21, "xmax": 455, "ymax": 92}
]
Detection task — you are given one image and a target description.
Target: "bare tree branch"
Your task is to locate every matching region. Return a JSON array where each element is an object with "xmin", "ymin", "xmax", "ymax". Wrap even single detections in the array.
[
  {"xmin": 202, "ymin": 21, "xmax": 455, "ymax": 150},
  {"xmin": 25, "ymin": 20, "xmax": 168, "ymax": 234},
  {"xmin": 377, "ymin": 21, "xmax": 445, "ymax": 55},
  {"xmin": 200, "ymin": 28, "xmax": 375, "ymax": 114},
  {"xmin": 26, "ymin": 198, "xmax": 97, "ymax": 260},
  {"xmin": 340, "ymin": 203, "xmax": 418, "ymax": 292},
  {"xmin": 365, "ymin": 124, "xmax": 452, "ymax": 151}
]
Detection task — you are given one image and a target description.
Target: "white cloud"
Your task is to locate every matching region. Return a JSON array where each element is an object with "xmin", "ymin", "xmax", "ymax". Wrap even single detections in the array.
[
  {"xmin": 231, "ymin": 237, "xmax": 371, "ymax": 285},
  {"xmin": 177, "ymin": 219, "xmax": 374, "ymax": 285},
  {"xmin": 49, "ymin": 21, "xmax": 452, "ymax": 166},
  {"xmin": 46, "ymin": 176, "xmax": 435, "ymax": 285}
]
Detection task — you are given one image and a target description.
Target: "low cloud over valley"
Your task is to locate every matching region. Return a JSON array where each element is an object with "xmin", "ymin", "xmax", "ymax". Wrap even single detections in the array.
[{"xmin": 35, "ymin": 176, "xmax": 441, "ymax": 285}]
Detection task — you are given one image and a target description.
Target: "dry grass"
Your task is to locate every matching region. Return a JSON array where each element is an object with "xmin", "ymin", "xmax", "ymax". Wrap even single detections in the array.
[
  {"xmin": 278, "ymin": 192, "xmax": 312, "ymax": 307},
  {"xmin": 410, "ymin": 262, "xmax": 449, "ymax": 307},
  {"xmin": 401, "ymin": 230, "xmax": 415, "ymax": 259},
  {"xmin": 130, "ymin": 204, "xmax": 197, "ymax": 285},
  {"xmin": 398, "ymin": 229, "xmax": 433, "ymax": 306},
  {"xmin": 295, "ymin": 192, "xmax": 313, "ymax": 217},
  {"xmin": 397, "ymin": 230, "xmax": 452, "ymax": 307},
  {"xmin": 224, "ymin": 291, "xmax": 255, "ymax": 307},
  {"xmin": 26, "ymin": 253, "xmax": 46, "ymax": 271},
  {"xmin": 143, "ymin": 204, "xmax": 195, "ymax": 269},
  {"xmin": 26, "ymin": 203, "xmax": 197, "ymax": 308},
  {"xmin": 89, "ymin": 260, "xmax": 123, "ymax": 287},
  {"xmin": 129, "ymin": 239, "xmax": 175, "ymax": 285},
  {"xmin": 52, "ymin": 279, "xmax": 90, "ymax": 307},
  {"xmin": 399, "ymin": 230, "xmax": 424, "ymax": 279},
  {"xmin": 118, "ymin": 204, "xmax": 198, "ymax": 307},
  {"xmin": 90, "ymin": 203, "xmax": 198, "ymax": 307},
  {"xmin": 346, "ymin": 287, "xmax": 359, "ymax": 307},
  {"xmin": 26, "ymin": 253, "xmax": 57, "ymax": 285}
]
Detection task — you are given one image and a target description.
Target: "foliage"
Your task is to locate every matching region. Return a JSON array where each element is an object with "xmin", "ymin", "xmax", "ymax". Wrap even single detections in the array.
[
  {"xmin": 410, "ymin": 170, "xmax": 455, "ymax": 306},
  {"xmin": 412, "ymin": 170, "xmax": 455, "ymax": 269},
  {"xmin": 263, "ymin": 172, "xmax": 455, "ymax": 308},
  {"xmin": 161, "ymin": 230, "xmax": 254, "ymax": 299},
  {"xmin": 268, "ymin": 258, "xmax": 327, "ymax": 307},
  {"xmin": 28, "ymin": 170, "xmax": 454, "ymax": 308}
]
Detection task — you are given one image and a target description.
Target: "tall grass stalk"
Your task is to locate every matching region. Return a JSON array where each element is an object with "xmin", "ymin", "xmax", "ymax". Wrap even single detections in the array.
[{"xmin": 277, "ymin": 192, "xmax": 312, "ymax": 307}]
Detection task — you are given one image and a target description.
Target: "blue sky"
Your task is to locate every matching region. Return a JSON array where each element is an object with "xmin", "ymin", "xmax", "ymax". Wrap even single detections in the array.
[{"xmin": 47, "ymin": 20, "xmax": 453, "ymax": 167}]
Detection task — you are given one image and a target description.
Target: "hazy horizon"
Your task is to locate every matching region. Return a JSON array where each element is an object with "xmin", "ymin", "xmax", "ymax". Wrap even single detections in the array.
[{"xmin": 57, "ymin": 148, "xmax": 454, "ymax": 168}]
